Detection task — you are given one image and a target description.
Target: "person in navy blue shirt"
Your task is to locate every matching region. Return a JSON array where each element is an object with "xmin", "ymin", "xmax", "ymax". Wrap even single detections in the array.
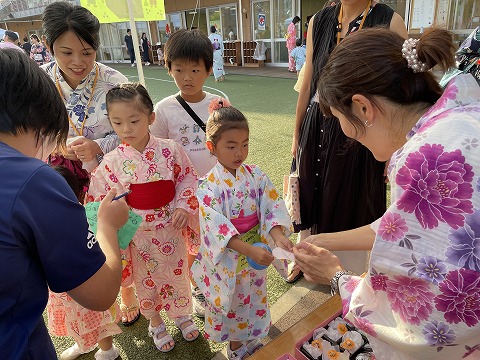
[{"xmin": 0, "ymin": 48, "xmax": 129, "ymax": 360}]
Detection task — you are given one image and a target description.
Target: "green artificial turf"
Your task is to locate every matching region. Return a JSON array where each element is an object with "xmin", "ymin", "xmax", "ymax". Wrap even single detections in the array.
[{"xmin": 48, "ymin": 65, "xmax": 299, "ymax": 360}]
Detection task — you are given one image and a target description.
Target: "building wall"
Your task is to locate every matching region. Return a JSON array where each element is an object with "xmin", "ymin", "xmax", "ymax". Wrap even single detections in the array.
[{"xmin": 3, "ymin": 18, "xmax": 42, "ymax": 43}]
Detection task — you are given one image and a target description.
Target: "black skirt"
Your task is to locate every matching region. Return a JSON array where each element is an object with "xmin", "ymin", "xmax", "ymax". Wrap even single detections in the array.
[{"xmin": 296, "ymin": 101, "xmax": 386, "ymax": 234}]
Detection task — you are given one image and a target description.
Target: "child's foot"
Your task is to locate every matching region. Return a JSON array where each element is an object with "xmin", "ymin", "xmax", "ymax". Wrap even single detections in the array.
[
  {"xmin": 94, "ymin": 345, "xmax": 120, "ymax": 360},
  {"xmin": 120, "ymin": 286, "xmax": 140, "ymax": 326},
  {"xmin": 60, "ymin": 343, "xmax": 97, "ymax": 360},
  {"xmin": 148, "ymin": 321, "xmax": 175, "ymax": 352},
  {"xmin": 227, "ymin": 342, "xmax": 249, "ymax": 359},
  {"xmin": 192, "ymin": 286, "xmax": 206, "ymax": 317},
  {"xmin": 174, "ymin": 315, "xmax": 200, "ymax": 341}
]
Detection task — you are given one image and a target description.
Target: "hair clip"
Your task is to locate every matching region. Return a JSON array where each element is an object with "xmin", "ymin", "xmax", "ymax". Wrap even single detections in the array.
[
  {"xmin": 208, "ymin": 97, "xmax": 232, "ymax": 114},
  {"xmin": 402, "ymin": 38, "xmax": 429, "ymax": 73}
]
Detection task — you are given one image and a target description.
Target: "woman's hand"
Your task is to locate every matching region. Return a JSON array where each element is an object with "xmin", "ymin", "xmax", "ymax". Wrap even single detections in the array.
[
  {"xmin": 293, "ymin": 242, "xmax": 343, "ymax": 284},
  {"xmin": 291, "ymin": 133, "xmax": 299, "ymax": 158},
  {"xmin": 70, "ymin": 137, "xmax": 102, "ymax": 162},
  {"xmin": 172, "ymin": 208, "xmax": 189, "ymax": 229},
  {"xmin": 247, "ymin": 245, "xmax": 274, "ymax": 267}
]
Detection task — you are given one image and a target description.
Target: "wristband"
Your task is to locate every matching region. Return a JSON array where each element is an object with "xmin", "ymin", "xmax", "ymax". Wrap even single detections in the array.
[{"xmin": 330, "ymin": 270, "xmax": 356, "ymax": 296}]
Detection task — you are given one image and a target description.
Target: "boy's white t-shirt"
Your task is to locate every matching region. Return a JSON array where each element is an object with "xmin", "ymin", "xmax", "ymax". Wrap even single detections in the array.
[{"xmin": 151, "ymin": 92, "xmax": 218, "ymax": 177}]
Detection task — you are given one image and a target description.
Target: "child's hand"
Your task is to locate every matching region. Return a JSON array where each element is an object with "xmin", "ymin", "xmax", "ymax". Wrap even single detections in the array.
[
  {"xmin": 248, "ymin": 245, "xmax": 274, "ymax": 266},
  {"xmin": 172, "ymin": 208, "xmax": 189, "ymax": 229},
  {"xmin": 274, "ymin": 235, "xmax": 294, "ymax": 252},
  {"xmin": 269, "ymin": 225, "xmax": 293, "ymax": 252}
]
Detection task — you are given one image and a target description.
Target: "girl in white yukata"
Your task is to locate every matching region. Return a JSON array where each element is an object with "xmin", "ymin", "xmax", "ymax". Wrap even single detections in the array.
[
  {"xmin": 191, "ymin": 98, "xmax": 294, "ymax": 360},
  {"xmin": 87, "ymin": 83, "xmax": 200, "ymax": 353}
]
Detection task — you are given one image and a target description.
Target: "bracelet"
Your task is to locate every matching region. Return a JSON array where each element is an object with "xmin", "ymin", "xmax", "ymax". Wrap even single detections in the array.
[{"xmin": 330, "ymin": 270, "xmax": 356, "ymax": 296}]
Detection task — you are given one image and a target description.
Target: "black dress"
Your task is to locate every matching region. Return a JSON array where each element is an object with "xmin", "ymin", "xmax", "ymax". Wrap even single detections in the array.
[{"xmin": 297, "ymin": 3, "xmax": 393, "ymax": 234}]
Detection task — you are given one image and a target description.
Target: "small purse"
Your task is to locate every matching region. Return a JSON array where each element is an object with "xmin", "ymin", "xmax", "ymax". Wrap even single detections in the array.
[{"xmin": 283, "ymin": 158, "xmax": 301, "ymax": 226}]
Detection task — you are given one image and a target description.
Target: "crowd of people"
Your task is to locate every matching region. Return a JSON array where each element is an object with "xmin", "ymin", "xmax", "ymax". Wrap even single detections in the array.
[{"xmin": 1, "ymin": 1, "xmax": 480, "ymax": 360}]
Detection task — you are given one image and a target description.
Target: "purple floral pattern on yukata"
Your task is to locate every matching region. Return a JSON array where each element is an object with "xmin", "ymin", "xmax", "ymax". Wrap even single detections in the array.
[
  {"xmin": 421, "ymin": 320, "xmax": 456, "ymax": 347},
  {"xmin": 396, "ymin": 143, "xmax": 474, "ymax": 229},
  {"xmin": 386, "ymin": 275, "xmax": 435, "ymax": 325},
  {"xmin": 446, "ymin": 209, "xmax": 480, "ymax": 272},
  {"xmin": 435, "ymin": 268, "xmax": 480, "ymax": 327},
  {"xmin": 417, "ymin": 256, "xmax": 448, "ymax": 285},
  {"xmin": 377, "ymin": 212, "xmax": 409, "ymax": 242}
]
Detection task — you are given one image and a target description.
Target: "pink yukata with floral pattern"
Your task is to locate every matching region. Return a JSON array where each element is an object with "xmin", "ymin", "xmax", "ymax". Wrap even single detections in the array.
[
  {"xmin": 338, "ymin": 75, "xmax": 480, "ymax": 360},
  {"xmin": 87, "ymin": 135, "xmax": 199, "ymax": 320},
  {"xmin": 191, "ymin": 163, "xmax": 292, "ymax": 343}
]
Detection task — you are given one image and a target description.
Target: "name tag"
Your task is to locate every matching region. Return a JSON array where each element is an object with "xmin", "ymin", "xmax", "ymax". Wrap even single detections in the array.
[{"xmin": 236, "ymin": 224, "xmax": 261, "ymax": 274}]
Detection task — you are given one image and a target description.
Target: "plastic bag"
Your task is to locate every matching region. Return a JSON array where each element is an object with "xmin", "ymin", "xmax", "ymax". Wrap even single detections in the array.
[{"xmin": 253, "ymin": 41, "xmax": 266, "ymax": 61}]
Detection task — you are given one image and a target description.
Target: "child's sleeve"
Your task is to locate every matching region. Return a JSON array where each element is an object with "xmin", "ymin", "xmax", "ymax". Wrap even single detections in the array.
[
  {"xmin": 171, "ymin": 142, "xmax": 199, "ymax": 216},
  {"xmin": 85, "ymin": 160, "xmax": 122, "ymax": 203},
  {"xmin": 253, "ymin": 165, "xmax": 293, "ymax": 237},
  {"xmin": 151, "ymin": 101, "xmax": 169, "ymax": 139},
  {"xmin": 196, "ymin": 174, "xmax": 239, "ymax": 266}
]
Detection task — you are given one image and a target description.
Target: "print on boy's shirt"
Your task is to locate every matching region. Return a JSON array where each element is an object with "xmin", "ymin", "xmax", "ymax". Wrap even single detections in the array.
[
  {"xmin": 86, "ymin": 229, "xmax": 98, "ymax": 249},
  {"xmin": 180, "ymin": 124, "xmax": 189, "ymax": 134}
]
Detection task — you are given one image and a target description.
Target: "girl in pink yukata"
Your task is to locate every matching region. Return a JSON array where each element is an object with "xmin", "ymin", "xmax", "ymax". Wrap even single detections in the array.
[
  {"xmin": 47, "ymin": 167, "xmax": 121, "ymax": 360},
  {"xmin": 86, "ymin": 83, "xmax": 200, "ymax": 353},
  {"xmin": 191, "ymin": 98, "xmax": 294, "ymax": 360}
]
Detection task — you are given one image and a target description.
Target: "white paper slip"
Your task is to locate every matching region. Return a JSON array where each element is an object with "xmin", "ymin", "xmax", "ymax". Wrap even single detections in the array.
[{"xmin": 272, "ymin": 247, "xmax": 295, "ymax": 262}]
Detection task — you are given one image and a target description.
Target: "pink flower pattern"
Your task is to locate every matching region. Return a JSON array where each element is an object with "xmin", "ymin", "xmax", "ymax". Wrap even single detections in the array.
[{"xmin": 396, "ymin": 144, "xmax": 474, "ymax": 229}]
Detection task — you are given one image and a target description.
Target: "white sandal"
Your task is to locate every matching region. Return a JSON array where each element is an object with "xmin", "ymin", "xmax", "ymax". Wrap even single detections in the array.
[
  {"xmin": 227, "ymin": 343, "xmax": 249, "ymax": 360},
  {"xmin": 148, "ymin": 322, "xmax": 175, "ymax": 352},
  {"xmin": 245, "ymin": 339, "xmax": 263, "ymax": 354},
  {"xmin": 174, "ymin": 315, "xmax": 199, "ymax": 342}
]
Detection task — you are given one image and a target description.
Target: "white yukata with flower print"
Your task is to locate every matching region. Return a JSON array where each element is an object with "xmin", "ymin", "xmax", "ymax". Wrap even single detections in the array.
[
  {"xmin": 42, "ymin": 62, "xmax": 127, "ymax": 154},
  {"xmin": 87, "ymin": 136, "xmax": 199, "ymax": 320},
  {"xmin": 192, "ymin": 162, "xmax": 292, "ymax": 343},
  {"xmin": 338, "ymin": 75, "xmax": 480, "ymax": 360}
]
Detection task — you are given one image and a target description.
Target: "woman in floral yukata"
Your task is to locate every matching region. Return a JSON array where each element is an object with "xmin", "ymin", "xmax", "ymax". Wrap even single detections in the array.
[
  {"xmin": 40, "ymin": 1, "xmax": 140, "ymax": 333},
  {"xmin": 293, "ymin": 28, "xmax": 480, "ymax": 360},
  {"xmin": 192, "ymin": 99, "xmax": 293, "ymax": 360}
]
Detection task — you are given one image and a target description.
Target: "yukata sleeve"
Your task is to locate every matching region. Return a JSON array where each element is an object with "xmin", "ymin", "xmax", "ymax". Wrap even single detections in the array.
[
  {"xmin": 85, "ymin": 158, "xmax": 125, "ymax": 203},
  {"xmin": 94, "ymin": 133, "xmax": 120, "ymax": 156},
  {"xmin": 253, "ymin": 165, "xmax": 293, "ymax": 238},
  {"xmin": 171, "ymin": 142, "xmax": 199, "ymax": 216},
  {"xmin": 196, "ymin": 176, "xmax": 239, "ymax": 266}
]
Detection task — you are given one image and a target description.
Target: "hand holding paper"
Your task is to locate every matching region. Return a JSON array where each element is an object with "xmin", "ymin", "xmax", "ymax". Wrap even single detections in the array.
[{"xmin": 272, "ymin": 247, "xmax": 295, "ymax": 262}]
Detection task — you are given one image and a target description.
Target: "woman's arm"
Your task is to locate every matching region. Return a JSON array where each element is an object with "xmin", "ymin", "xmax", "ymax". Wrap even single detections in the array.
[
  {"xmin": 292, "ymin": 14, "xmax": 315, "ymax": 157},
  {"xmin": 303, "ymin": 224, "xmax": 376, "ymax": 251},
  {"xmin": 390, "ymin": 12, "xmax": 408, "ymax": 39}
]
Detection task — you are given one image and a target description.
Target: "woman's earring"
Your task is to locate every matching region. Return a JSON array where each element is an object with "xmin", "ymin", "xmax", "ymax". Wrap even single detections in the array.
[{"xmin": 364, "ymin": 120, "xmax": 373, "ymax": 128}]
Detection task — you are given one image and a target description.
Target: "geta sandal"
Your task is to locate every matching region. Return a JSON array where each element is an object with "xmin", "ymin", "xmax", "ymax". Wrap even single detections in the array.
[
  {"xmin": 174, "ymin": 315, "xmax": 199, "ymax": 342},
  {"xmin": 148, "ymin": 322, "xmax": 175, "ymax": 352},
  {"xmin": 285, "ymin": 268, "xmax": 303, "ymax": 284},
  {"xmin": 120, "ymin": 301, "xmax": 140, "ymax": 326}
]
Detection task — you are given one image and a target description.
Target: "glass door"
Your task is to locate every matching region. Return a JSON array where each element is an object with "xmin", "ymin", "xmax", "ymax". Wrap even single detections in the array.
[
  {"xmin": 252, "ymin": 0, "xmax": 272, "ymax": 63},
  {"xmin": 273, "ymin": 0, "xmax": 295, "ymax": 64}
]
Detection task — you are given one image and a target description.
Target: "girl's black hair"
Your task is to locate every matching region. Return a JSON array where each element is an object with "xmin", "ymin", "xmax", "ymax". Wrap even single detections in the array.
[{"xmin": 106, "ymin": 82, "xmax": 154, "ymax": 116}]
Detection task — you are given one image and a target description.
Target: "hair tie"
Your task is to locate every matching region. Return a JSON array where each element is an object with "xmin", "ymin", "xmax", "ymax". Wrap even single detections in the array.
[
  {"xmin": 208, "ymin": 97, "xmax": 232, "ymax": 114},
  {"xmin": 402, "ymin": 38, "xmax": 429, "ymax": 73}
]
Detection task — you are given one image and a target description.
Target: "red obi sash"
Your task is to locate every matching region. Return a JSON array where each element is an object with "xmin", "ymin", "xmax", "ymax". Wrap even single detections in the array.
[
  {"xmin": 126, "ymin": 180, "xmax": 175, "ymax": 210},
  {"xmin": 231, "ymin": 212, "xmax": 259, "ymax": 234}
]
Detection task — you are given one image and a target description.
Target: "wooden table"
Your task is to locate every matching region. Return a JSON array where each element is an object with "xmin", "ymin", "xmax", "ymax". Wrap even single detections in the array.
[{"xmin": 249, "ymin": 295, "xmax": 342, "ymax": 360}]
